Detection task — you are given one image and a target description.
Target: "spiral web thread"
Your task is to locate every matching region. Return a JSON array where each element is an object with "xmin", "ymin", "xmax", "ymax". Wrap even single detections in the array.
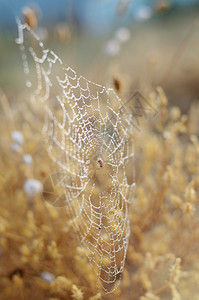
[{"xmin": 16, "ymin": 18, "xmax": 135, "ymax": 293}]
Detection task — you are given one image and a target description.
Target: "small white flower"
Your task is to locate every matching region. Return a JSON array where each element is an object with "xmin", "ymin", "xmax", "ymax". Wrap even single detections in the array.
[
  {"xmin": 11, "ymin": 143, "xmax": 22, "ymax": 153},
  {"xmin": 115, "ymin": 27, "xmax": 131, "ymax": 43},
  {"xmin": 163, "ymin": 131, "xmax": 171, "ymax": 140},
  {"xmin": 23, "ymin": 154, "xmax": 33, "ymax": 165},
  {"xmin": 40, "ymin": 271, "xmax": 55, "ymax": 282},
  {"xmin": 135, "ymin": 6, "xmax": 152, "ymax": 21},
  {"xmin": 12, "ymin": 131, "xmax": 24, "ymax": 144},
  {"xmin": 104, "ymin": 39, "xmax": 120, "ymax": 56},
  {"xmin": 24, "ymin": 179, "xmax": 43, "ymax": 196}
]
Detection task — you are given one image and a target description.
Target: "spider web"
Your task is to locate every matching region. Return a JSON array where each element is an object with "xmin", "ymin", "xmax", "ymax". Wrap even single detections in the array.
[{"xmin": 16, "ymin": 18, "xmax": 135, "ymax": 293}]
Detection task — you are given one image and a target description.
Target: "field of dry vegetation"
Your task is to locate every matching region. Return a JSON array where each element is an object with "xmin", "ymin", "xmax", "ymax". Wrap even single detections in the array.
[{"xmin": 0, "ymin": 6, "xmax": 199, "ymax": 300}]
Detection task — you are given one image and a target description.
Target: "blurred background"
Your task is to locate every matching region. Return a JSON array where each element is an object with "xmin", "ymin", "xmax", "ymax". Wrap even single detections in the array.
[
  {"xmin": 0, "ymin": 0, "xmax": 199, "ymax": 112},
  {"xmin": 1, "ymin": 2, "xmax": 199, "ymax": 299}
]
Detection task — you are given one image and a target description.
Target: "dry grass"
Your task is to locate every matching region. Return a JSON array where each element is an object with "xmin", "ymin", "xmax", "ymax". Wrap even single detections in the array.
[{"xmin": 0, "ymin": 85, "xmax": 199, "ymax": 300}]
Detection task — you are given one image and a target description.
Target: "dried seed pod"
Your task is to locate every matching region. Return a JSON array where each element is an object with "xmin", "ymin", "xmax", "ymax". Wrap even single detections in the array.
[
  {"xmin": 113, "ymin": 77, "xmax": 123, "ymax": 92},
  {"xmin": 22, "ymin": 7, "xmax": 38, "ymax": 29}
]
